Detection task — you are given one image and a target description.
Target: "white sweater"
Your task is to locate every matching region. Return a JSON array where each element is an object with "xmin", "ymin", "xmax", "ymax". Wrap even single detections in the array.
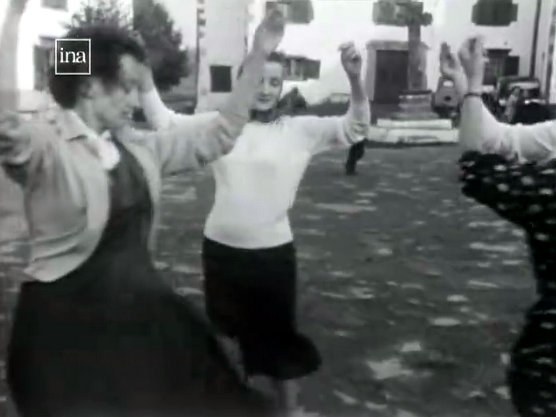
[{"xmin": 141, "ymin": 90, "xmax": 370, "ymax": 249}]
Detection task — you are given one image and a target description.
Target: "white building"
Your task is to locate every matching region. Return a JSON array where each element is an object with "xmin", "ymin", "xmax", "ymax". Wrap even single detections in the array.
[
  {"xmin": 195, "ymin": 0, "xmax": 251, "ymax": 111},
  {"xmin": 0, "ymin": 0, "xmax": 133, "ymax": 112},
  {"xmin": 246, "ymin": 0, "xmax": 556, "ymax": 104}
]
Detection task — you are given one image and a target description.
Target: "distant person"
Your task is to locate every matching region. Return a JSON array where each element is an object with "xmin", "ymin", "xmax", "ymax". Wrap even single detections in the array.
[
  {"xmin": 503, "ymin": 86, "xmax": 523, "ymax": 124},
  {"xmin": 279, "ymin": 87, "xmax": 308, "ymax": 115},
  {"xmin": 441, "ymin": 36, "xmax": 556, "ymax": 417},
  {"xmin": 344, "ymin": 138, "xmax": 367, "ymax": 175},
  {"xmin": 140, "ymin": 42, "xmax": 370, "ymax": 416}
]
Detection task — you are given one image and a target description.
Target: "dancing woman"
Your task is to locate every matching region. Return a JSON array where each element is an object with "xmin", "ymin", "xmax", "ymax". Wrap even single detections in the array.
[
  {"xmin": 0, "ymin": 8, "xmax": 284, "ymax": 417},
  {"xmin": 139, "ymin": 42, "xmax": 371, "ymax": 414},
  {"xmin": 441, "ymin": 37, "xmax": 556, "ymax": 417}
]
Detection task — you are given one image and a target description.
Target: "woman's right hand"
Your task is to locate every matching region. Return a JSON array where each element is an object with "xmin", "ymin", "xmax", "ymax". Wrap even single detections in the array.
[
  {"xmin": 458, "ymin": 36, "xmax": 487, "ymax": 93},
  {"xmin": 0, "ymin": 112, "xmax": 29, "ymax": 161}
]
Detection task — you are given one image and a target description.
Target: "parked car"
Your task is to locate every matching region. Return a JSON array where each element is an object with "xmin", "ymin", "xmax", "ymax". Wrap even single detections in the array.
[
  {"xmin": 492, "ymin": 76, "xmax": 546, "ymax": 118},
  {"xmin": 432, "ymin": 77, "xmax": 459, "ymax": 118}
]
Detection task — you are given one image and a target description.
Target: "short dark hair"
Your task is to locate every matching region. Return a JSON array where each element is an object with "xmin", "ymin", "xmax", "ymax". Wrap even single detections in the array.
[
  {"xmin": 237, "ymin": 51, "xmax": 286, "ymax": 79},
  {"xmin": 49, "ymin": 24, "xmax": 147, "ymax": 109}
]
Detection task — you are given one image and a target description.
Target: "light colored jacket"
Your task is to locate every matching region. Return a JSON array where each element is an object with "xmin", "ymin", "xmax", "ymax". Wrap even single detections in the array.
[{"xmin": 0, "ymin": 109, "xmax": 244, "ymax": 282}]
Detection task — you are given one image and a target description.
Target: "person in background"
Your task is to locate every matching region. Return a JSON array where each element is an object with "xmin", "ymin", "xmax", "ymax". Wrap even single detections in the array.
[
  {"xmin": 278, "ymin": 87, "xmax": 308, "ymax": 116},
  {"xmin": 440, "ymin": 36, "xmax": 556, "ymax": 417},
  {"xmin": 0, "ymin": 9, "xmax": 285, "ymax": 417},
  {"xmin": 344, "ymin": 138, "xmax": 367, "ymax": 176},
  {"xmin": 503, "ymin": 86, "xmax": 523, "ymax": 124},
  {"xmin": 139, "ymin": 41, "xmax": 370, "ymax": 417}
]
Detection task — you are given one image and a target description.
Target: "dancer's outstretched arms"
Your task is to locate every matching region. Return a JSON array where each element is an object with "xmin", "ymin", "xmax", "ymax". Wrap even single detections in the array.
[
  {"xmin": 459, "ymin": 151, "xmax": 556, "ymax": 228},
  {"xmin": 291, "ymin": 42, "xmax": 371, "ymax": 155},
  {"xmin": 130, "ymin": 10, "xmax": 285, "ymax": 175},
  {"xmin": 444, "ymin": 37, "xmax": 556, "ymax": 163}
]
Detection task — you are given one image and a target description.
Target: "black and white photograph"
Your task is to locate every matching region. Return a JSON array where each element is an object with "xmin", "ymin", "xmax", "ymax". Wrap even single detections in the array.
[{"xmin": 1, "ymin": 0, "xmax": 556, "ymax": 416}]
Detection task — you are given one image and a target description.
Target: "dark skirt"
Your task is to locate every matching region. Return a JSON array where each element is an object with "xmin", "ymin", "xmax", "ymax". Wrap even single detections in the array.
[
  {"xmin": 202, "ymin": 238, "xmax": 321, "ymax": 380},
  {"xmin": 507, "ymin": 298, "xmax": 556, "ymax": 417},
  {"xmin": 7, "ymin": 283, "xmax": 273, "ymax": 417},
  {"xmin": 6, "ymin": 140, "xmax": 273, "ymax": 417}
]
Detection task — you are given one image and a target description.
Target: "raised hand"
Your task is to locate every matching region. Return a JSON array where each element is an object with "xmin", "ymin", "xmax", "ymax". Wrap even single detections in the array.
[
  {"xmin": 0, "ymin": 112, "xmax": 29, "ymax": 162},
  {"xmin": 458, "ymin": 36, "xmax": 487, "ymax": 92},
  {"xmin": 439, "ymin": 42, "xmax": 463, "ymax": 81},
  {"xmin": 339, "ymin": 42, "xmax": 362, "ymax": 80},
  {"xmin": 252, "ymin": 8, "xmax": 285, "ymax": 56}
]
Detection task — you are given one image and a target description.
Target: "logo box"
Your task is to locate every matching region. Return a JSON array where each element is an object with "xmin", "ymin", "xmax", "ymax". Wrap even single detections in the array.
[{"xmin": 55, "ymin": 38, "xmax": 91, "ymax": 75}]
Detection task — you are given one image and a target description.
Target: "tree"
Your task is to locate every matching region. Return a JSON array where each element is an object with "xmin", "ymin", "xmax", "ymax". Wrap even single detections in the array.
[
  {"xmin": 70, "ymin": 0, "xmax": 188, "ymax": 92},
  {"xmin": 70, "ymin": 0, "xmax": 132, "ymax": 29},
  {"xmin": 132, "ymin": 0, "xmax": 188, "ymax": 91},
  {"xmin": 373, "ymin": 0, "xmax": 433, "ymax": 91}
]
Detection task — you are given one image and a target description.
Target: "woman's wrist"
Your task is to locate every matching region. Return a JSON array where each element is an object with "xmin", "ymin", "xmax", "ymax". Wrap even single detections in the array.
[{"xmin": 466, "ymin": 78, "xmax": 483, "ymax": 95}]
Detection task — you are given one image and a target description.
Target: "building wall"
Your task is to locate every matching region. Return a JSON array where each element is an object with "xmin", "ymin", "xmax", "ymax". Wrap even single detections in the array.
[
  {"xmin": 246, "ymin": 0, "xmax": 555, "ymax": 103},
  {"xmin": 195, "ymin": 0, "xmax": 251, "ymax": 111},
  {"xmin": 432, "ymin": 0, "xmax": 551, "ymax": 89}
]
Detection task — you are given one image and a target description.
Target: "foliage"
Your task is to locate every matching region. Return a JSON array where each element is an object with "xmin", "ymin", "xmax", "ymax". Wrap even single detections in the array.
[{"xmin": 70, "ymin": 0, "xmax": 188, "ymax": 91}]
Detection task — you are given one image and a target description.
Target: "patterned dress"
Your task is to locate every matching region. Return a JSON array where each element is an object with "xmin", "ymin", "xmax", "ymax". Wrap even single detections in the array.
[{"xmin": 459, "ymin": 151, "xmax": 556, "ymax": 417}]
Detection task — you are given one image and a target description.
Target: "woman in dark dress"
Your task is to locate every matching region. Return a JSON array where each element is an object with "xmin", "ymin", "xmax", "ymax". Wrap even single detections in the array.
[
  {"xmin": 459, "ymin": 152, "xmax": 556, "ymax": 416},
  {"xmin": 7, "ymin": 139, "xmax": 268, "ymax": 417},
  {"xmin": 441, "ymin": 36, "xmax": 556, "ymax": 416},
  {"xmin": 0, "ymin": 12, "xmax": 285, "ymax": 417}
]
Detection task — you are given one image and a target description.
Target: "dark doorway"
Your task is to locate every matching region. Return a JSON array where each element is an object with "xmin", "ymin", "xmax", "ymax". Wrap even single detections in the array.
[{"xmin": 374, "ymin": 50, "xmax": 408, "ymax": 104}]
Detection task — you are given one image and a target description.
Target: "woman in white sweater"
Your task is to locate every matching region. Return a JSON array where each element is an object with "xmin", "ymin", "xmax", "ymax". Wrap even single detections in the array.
[{"xmin": 140, "ymin": 43, "xmax": 370, "ymax": 415}]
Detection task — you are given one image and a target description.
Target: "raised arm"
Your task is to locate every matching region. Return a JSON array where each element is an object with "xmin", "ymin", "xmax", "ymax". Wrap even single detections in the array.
[
  {"xmin": 443, "ymin": 37, "xmax": 556, "ymax": 162},
  {"xmin": 293, "ymin": 42, "xmax": 370, "ymax": 155},
  {"xmin": 136, "ymin": 55, "xmax": 211, "ymax": 130},
  {"xmin": 0, "ymin": 113, "xmax": 53, "ymax": 187},
  {"xmin": 1, "ymin": 0, "xmax": 29, "ymax": 110},
  {"xmin": 133, "ymin": 10, "xmax": 285, "ymax": 175}
]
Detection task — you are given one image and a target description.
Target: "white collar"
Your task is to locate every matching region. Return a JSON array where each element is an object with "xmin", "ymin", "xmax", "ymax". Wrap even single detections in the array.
[{"xmin": 58, "ymin": 110, "xmax": 121, "ymax": 170}]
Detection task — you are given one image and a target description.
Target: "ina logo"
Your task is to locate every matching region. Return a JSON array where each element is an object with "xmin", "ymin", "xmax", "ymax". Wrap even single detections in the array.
[{"xmin": 54, "ymin": 38, "xmax": 91, "ymax": 75}]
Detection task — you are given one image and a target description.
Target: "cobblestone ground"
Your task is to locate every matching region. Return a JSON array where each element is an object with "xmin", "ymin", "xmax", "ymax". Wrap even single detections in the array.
[{"xmin": 0, "ymin": 146, "xmax": 533, "ymax": 417}]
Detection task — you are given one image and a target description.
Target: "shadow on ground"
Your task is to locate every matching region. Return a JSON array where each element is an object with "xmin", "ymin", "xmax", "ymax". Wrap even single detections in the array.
[{"xmin": 0, "ymin": 146, "xmax": 529, "ymax": 417}]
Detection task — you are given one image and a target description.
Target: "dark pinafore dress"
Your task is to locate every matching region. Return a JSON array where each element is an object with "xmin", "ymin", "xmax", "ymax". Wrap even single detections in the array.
[
  {"xmin": 459, "ymin": 151, "xmax": 556, "ymax": 417},
  {"xmin": 7, "ymin": 139, "xmax": 273, "ymax": 417}
]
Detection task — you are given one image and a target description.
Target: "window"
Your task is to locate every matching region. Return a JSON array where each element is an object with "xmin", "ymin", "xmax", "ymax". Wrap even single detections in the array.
[
  {"xmin": 484, "ymin": 49, "xmax": 510, "ymax": 85},
  {"xmin": 34, "ymin": 37, "xmax": 55, "ymax": 91},
  {"xmin": 42, "ymin": 0, "xmax": 68, "ymax": 10},
  {"xmin": 304, "ymin": 59, "xmax": 320, "ymax": 80},
  {"xmin": 504, "ymin": 56, "xmax": 520, "ymax": 76},
  {"xmin": 265, "ymin": 1, "xmax": 290, "ymax": 19},
  {"xmin": 265, "ymin": 0, "xmax": 313, "ymax": 23},
  {"xmin": 210, "ymin": 65, "xmax": 232, "ymax": 93}
]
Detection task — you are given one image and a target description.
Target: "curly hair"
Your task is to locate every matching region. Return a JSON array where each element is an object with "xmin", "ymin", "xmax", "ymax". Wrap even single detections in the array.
[{"xmin": 49, "ymin": 24, "xmax": 147, "ymax": 109}]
